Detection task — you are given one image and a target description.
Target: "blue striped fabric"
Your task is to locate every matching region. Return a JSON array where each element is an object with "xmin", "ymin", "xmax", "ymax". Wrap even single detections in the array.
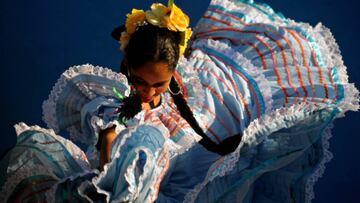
[{"xmin": 0, "ymin": 0, "xmax": 358, "ymax": 202}]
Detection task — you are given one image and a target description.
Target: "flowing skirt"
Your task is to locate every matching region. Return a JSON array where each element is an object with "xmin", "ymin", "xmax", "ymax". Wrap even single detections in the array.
[{"xmin": 1, "ymin": 0, "xmax": 358, "ymax": 202}]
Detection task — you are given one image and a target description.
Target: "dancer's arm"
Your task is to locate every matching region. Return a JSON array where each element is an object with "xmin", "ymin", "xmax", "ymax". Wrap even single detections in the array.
[{"xmin": 98, "ymin": 126, "xmax": 117, "ymax": 171}]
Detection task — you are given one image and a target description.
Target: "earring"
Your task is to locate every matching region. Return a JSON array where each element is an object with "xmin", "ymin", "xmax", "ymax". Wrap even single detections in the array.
[
  {"xmin": 168, "ymin": 86, "xmax": 181, "ymax": 95},
  {"xmin": 126, "ymin": 66, "xmax": 131, "ymax": 78},
  {"xmin": 168, "ymin": 77, "xmax": 182, "ymax": 95}
]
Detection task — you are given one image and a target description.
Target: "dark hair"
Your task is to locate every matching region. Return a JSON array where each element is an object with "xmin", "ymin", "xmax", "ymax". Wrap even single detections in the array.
[
  {"xmin": 113, "ymin": 24, "xmax": 241, "ymax": 155},
  {"xmin": 121, "ymin": 24, "xmax": 181, "ymax": 73}
]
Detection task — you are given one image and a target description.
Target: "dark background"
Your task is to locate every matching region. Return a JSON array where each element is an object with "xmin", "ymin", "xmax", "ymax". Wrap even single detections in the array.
[{"xmin": 0, "ymin": 0, "xmax": 359, "ymax": 202}]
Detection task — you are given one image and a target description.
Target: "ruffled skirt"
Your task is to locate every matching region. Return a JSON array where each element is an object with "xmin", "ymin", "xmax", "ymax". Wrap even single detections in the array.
[{"xmin": 1, "ymin": 0, "xmax": 359, "ymax": 202}]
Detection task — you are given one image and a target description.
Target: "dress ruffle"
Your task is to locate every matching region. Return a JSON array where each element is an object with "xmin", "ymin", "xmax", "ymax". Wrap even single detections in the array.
[
  {"xmin": 82, "ymin": 124, "xmax": 179, "ymax": 202},
  {"xmin": 0, "ymin": 123, "xmax": 92, "ymax": 202},
  {"xmin": 1, "ymin": 0, "xmax": 359, "ymax": 202},
  {"xmin": 184, "ymin": 103, "xmax": 337, "ymax": 203},
  {"xmin": 181, "ymin": 0, "xmax": 359, "ymax": 202},
  {"xmin": 42, "ymin": 64, "xmax": 130, "ymax": 143}
]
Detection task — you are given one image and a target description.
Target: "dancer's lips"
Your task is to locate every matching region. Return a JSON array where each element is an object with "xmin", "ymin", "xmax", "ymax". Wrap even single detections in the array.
[{"xmin": 141, "ymin": 96, "xmax": 153, "ymax": 103}]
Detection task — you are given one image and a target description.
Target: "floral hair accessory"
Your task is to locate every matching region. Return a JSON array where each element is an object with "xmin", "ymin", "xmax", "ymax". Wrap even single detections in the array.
[
  {"xmin": 113, "ymin": 87, "xmax": 142, "ymax": 124},
  {"xmin": 119, "ymin": 0, "xmax": 192, "ymax": 57}
]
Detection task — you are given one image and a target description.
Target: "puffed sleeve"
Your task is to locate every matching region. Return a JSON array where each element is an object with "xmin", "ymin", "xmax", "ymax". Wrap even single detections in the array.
[{"xmin": 42, "ymin": 64, "xmax": 130, "ymax": 168}]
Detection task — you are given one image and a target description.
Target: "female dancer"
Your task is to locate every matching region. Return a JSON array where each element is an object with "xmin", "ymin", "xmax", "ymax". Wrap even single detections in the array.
[{"xmin": 1, "ymin": 0, "xmax": 358, "ymax": 202}]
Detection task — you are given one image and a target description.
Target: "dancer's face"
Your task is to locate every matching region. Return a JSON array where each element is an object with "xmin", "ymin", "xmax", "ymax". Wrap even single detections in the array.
[{"xmin": 129, "ymin": 62, "xmax": 173, "ymax": 103}]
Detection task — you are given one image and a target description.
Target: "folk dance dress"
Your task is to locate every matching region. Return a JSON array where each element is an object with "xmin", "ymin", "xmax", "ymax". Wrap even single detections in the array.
[{"xmin": 1, "ymin": 0, "xmax": 359, "ymax": 202}]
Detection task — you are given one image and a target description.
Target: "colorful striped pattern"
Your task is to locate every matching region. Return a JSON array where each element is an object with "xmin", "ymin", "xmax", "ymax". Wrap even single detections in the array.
[
  {"xmin": 183, "ymin": 0, "xmax": 344, "ymax": 142},
  {"xmin": 178, "ymin": 1, "xmax": 350, "ymax": 201}
]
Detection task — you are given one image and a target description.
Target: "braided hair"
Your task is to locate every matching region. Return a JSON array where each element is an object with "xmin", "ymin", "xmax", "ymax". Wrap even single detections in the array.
[{"xmin": 112, "ymin": 24, "xmax": 241, "ymax": 155}]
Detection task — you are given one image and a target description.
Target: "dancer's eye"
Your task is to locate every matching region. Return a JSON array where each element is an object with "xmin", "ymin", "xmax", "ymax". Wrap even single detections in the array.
[
  {"xmin": 153, "ymin": 82, "xmax": 167, "ymax": 88},
  {"xmin": 130, "ymin": 77, "xmax": 148, "ymax": 86}
]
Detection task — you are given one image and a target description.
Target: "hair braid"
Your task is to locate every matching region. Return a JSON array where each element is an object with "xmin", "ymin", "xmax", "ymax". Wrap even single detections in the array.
[
  {"xmin": 169, "ymin": 78, "xmax": 242, "ymax": 155},
  {"xmin": 113, "ymin": 24, "xmax": 241, "ymax": 155}
]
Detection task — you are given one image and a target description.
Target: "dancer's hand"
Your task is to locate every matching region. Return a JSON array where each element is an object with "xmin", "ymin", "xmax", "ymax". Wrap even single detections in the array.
[
  {"xmin": 199, "ymin": 133, "xmax": 242, "ymax": 156},
  {"xmin": 216, "ymin": 134, "xmax": 242, "ymax": 155}
]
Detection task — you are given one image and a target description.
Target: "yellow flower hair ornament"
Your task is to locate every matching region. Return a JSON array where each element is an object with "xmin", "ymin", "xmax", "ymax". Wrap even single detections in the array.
[{"xmin": 119, "ymin": 1, "xmax": 192, "ymax": 57}]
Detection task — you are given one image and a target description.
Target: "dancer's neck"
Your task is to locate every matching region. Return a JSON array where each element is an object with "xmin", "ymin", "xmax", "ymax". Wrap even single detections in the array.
[{"xmin": 142, "ymin": 95, "xmax": 161, "ymax": 110}]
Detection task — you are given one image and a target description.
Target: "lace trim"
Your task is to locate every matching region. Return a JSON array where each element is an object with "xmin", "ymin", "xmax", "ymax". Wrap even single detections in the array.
[
  {"xmin": 305, "ymin": 123, "xmax": 334, "ymax": 203},
  {"xmin": 90, "ymin": 116, "xmax": 125, "ymax": 144},
  {"xmin": 177, "ymin": 57, "xmax": 206, "ymax": 113},
  {"xmin": 228, "ymin": 0, "xmax": 289, "ymax": 25},
  {"xmin": 15, "ymin": 122, "xmax": 57, "ymax": 136},
  {"xmin": 86, "ymin": 107, "xmax": 149, "ymax": 168},
  {"xmin": 192, "ymin": 38, "xmax": 274, "ymax": 114},
  {"xmin": 287, "ymin": 21, "xmax": 360, "ymax": 115},
  {"xmin": 123, "ymin": 147, "xmax": 154, "ymax": 202},
  {"xmin": 84, "ymin": 116, "xmax": 127, "ymax": 168},
  {"xmin": 42, "ymin": 64, "xmax": 129, "ymax": 134},
  {"xmin": 13, "ymin": 122, "xmax": 91, "ymax": 171},
  {"xmin": 0, "ymin": 164, "xmax": 58, "ymax": 202},
  {"xmin": 183, "ymin": 102, "xmax": 336, "ymax": 203},
  {"xmin": 174, "ymin": 128, "xmax": 202, "ymax": 155},
  {"xmin": 89, "ymin": 120, "xmax": 141, "ymax": 202}
]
